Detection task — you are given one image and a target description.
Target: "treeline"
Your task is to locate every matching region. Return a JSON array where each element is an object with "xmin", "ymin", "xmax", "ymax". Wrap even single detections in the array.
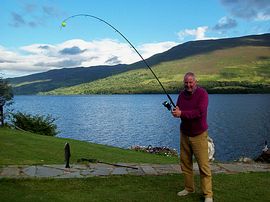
[
  {"xmin": 201, "ymin": 81, "xmax": 270, "ymax": 94},
  {"xmin": 45, "ymin": 80, "xmax": 270, "ymax": 95}
]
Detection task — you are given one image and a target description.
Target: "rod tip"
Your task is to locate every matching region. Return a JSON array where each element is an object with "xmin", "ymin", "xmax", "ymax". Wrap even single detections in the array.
[{"xmin": 61, "ymin": 21, "xmax": 67, "ymax": 27}]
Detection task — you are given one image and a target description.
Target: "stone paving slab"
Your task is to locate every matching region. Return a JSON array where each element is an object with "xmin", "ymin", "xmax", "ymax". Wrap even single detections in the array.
[
  {"xmin": 151, "ymin": 164, "xmax": 178, "ymax": 174},
  {"xmin": 111, "ymin": 167, "xmax": 129, "ymax": 175},
  {"xmin": 23, "ymin": 166, "xmax": 63, "ymax": 177},
  {"xmin": 91, "ymin": 166, "xmax": 113, "ymax": 176},
  {"xmin": 55, "ymin": 171, "xmax": 84, "ymax": 178},
  {"xmin": 211, "ymin": 163, "xmax": 227, "ymax": 174},
  {"xmin": 0, "ymin": 166, "xmax": 21, "ymax": 177},
  {"xmin": 218, "ymin": 162, "xmax": 270, "ymax": 173},
  {"xmin": 170, "ymin": 164, "xmax": 182, "ymax": 173},
  {"xmin": 127, "ymin": 167, "xmax": 145, "ymax": 176},
  {"xmin": 140, "ymin": 165, "xmax": 158, "ymax": 175},
  {"xmin": 81, "ymin": 169, "xmax": 94, "ymax": 176},
  {"xmin": 0, "ymin": 162, "xmax": 269, "ymax": 179}
]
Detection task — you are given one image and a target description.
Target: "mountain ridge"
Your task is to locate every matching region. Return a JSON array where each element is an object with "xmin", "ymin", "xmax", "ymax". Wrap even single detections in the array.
[{"xmin": 8, "ymin": 33, "xmax": 270, "ymax": 94}]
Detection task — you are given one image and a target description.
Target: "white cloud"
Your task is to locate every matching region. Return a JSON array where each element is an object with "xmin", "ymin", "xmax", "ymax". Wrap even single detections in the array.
[
  {"xmin": 220, "ymin": 0, "xmax": 270, "ymax": 21},
  {"xmin": 255, "ymin": 12, "xmax": 270, "ymax": 21},
  {"xmin": 0, "ymin": 39, "xmax": 177, "ymax": 78},
  {"xmin": 177, "ymin": 26, "xmax": 209, "ymax": 41},
  {"xmin": 138, "ymin": 41, "xmax": 178, "ymax": 59},
  {"xmin": 213, "ymin": 16, "xmax": 237, "ymax": 30}
]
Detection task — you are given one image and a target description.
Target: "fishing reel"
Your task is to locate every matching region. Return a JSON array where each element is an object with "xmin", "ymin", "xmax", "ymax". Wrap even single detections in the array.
[{"xmin": 162, "ymin": 101, "xmax": 172, "ymax": 111}]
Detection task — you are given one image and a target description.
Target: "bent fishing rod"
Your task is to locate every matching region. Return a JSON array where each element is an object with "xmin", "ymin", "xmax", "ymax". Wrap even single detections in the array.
[{"xmin": 61, "ymin": 14, "xmax": 176, "ymax": 110}]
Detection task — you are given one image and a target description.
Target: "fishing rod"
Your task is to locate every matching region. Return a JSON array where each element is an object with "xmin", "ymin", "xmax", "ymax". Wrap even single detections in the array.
[{"xmin": 61, "ymin": 14, "xmax": 176, "ymax": 110}]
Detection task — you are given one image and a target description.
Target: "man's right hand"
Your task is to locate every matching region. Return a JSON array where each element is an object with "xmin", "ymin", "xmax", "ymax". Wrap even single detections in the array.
[{"xmin": 172, "ymin": 106, "xmax": 181, "ymax": 118}]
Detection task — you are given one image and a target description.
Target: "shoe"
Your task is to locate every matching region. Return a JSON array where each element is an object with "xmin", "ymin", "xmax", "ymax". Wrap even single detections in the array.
[
  {"xmin": 177, "ymin": 189, "xmax": 195, "ymax": 196},
  {"xmin": 205, "ymin": 197, "xmax": 213, "ymax": 202}
]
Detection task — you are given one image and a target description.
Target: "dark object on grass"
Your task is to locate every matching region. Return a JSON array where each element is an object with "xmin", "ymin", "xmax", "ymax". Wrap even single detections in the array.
[
  {"xmin": 65, "ymin": 143, "xmax": 71, "ymax": 168},
  {"xmin": 255, "ymin": 141, "xmax": 270, "ymax": 163},
  {"xmin": 77, "ymin": 158, "xmax": 138, "ymax": 169}
]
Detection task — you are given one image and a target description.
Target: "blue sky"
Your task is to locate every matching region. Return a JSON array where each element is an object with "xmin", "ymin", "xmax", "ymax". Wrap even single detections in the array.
[{"xmin": 1, "ymin": 0, "xmax": 269, "ymax": 78}]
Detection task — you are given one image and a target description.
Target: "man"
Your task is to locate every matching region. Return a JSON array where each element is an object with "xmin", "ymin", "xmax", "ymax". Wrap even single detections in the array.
[{"xmin": 172, "ymin": 72, "xmax": 213, "ymax": 202}]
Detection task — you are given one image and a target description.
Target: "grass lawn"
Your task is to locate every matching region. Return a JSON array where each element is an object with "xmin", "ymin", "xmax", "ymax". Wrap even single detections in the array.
[
  {"xmin": 0, "ymin": 173, "xmax": 269, "ymax": 202},
  {"xmin": 0, "ymin": 127, "xmax": 178, "ymax": 165},
  {"xmin": 1, "ymin": 127, "xmax": 269, "ymax": 202}
]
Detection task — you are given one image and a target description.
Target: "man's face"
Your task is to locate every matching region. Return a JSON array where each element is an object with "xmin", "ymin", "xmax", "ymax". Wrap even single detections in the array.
[{"xmin": 184, "ymin": 76, "xmax": 197, "ymax": 93}]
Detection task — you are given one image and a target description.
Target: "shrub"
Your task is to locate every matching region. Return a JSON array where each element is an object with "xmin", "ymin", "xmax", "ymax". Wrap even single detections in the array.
[{"xmin": 11, "ymin": 112, "xmax": 58, "ymax": 136}]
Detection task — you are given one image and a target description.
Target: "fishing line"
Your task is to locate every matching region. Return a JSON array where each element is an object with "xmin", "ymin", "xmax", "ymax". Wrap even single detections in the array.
[{"xmin": 61, "ymin": 14, "xmax": 176, "ymax": 109}]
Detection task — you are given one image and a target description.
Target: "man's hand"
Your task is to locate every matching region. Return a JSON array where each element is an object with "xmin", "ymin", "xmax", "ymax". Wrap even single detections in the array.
[{"xmin": 172, "ymin": 106, "xmax": 181, "ymax": 118}]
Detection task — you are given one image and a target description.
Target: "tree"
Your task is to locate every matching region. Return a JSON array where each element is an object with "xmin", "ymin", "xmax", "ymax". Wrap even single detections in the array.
[
  {"xmin": 0, "ymin": 77, "xmax": 13, "ymax": 100},
  {"xmin": 0, "ymin": 77, "xmax": 13, "ymax": 126}
]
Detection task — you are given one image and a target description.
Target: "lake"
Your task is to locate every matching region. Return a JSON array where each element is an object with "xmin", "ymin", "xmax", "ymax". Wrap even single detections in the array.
[{"xmin": 11, "ymin": 94, "xmax": 270, "ymax": 162}]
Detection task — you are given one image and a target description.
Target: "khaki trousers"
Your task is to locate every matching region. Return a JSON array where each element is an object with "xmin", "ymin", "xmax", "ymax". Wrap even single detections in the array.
[{"xmin": 180, "ymin": 131, "xmax": 213, "ymax": 198}]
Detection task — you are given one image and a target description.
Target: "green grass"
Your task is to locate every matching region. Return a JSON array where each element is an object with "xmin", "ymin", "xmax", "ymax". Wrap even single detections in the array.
[
  {"xmin": 1, "ymin": 128, "xmax": 270, "ymax": 202},
  {"xmin": 0, "ymin": 127, "xmax": 178, "ymax": 165},
  {"xmin": 0, "ymin": 173, "xmax": 269, "ymax": 202},
  {"xmin": 13, "ymin": 79, "xmax": 51, "ymax": 87}
]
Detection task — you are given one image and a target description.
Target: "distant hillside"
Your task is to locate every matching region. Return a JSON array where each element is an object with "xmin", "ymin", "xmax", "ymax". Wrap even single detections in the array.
[
  {"xmin": 8, "ymin": 33, "xmax": 270, "ymax": 94},
  {"xmin": 8, "ymin": 64, "xmax": 130, "ymax": 95}
]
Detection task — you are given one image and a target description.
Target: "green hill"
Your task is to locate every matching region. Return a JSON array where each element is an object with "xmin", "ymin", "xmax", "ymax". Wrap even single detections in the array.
[
  {"xmin": 8, "ymin": 64, "xmax": 130, "ymax": 95},
  {"xmin": 9, "ymin": 33, "xmax": 270, "ymax": 94}
]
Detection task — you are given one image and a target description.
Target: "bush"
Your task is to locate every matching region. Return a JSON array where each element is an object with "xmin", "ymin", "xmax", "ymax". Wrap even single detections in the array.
[{"xmin": 11, "ymin": 112, "xmax": 58, "ymax": 136}]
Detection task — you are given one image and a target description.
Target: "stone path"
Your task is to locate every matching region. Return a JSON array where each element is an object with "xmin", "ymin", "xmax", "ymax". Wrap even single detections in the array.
[{"xmin": 0, "ymin": 162, "xmax": 269, "ymax": 179}]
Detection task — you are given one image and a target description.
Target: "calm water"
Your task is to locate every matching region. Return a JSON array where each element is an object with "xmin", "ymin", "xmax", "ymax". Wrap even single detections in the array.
[{"xmin": 11, "ymin": 94, "xmax": 270, "ymax": 162}]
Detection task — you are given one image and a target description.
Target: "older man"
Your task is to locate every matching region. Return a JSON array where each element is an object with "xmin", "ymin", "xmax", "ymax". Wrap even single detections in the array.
[{"xmin": 172, "ymin": 72, "xmax": 213, "ymax": 202}]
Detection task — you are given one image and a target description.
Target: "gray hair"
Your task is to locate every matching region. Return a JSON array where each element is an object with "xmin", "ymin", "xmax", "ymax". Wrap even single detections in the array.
[{"xmin": 184, "ymin": 72, "xmax": 196, "ymax": 80}]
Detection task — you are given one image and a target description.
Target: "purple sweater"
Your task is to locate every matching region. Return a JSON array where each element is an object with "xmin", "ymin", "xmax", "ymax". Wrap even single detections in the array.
[{"xmin": 176, "ymin": 87, "xmax": 208, "ymax": 136}]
